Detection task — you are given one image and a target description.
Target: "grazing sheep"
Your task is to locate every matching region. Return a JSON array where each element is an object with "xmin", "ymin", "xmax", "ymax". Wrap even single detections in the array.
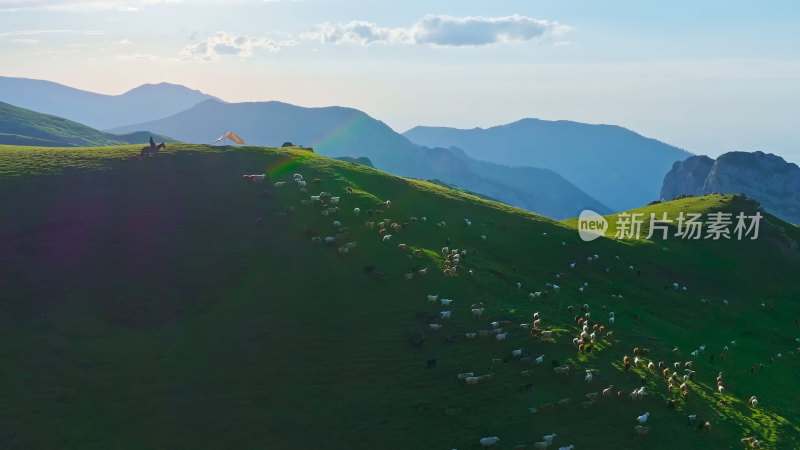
[
  {"xmin": 472, "ymin": 308, "xmax": 485, "ymax": 318},
  {"xmin": 465, "ymin": 376, "xmax": 480, "ymax": 385},
  {"xmin": 465, "ymin": 332, "xmax": 477, "ymax": 339},
  {"xmin": 496, "ymin": 333, "xmax": 508, "ymax": 341},
  {"xmin": 554, "ymin": 366, "xmax": 569, "ymax": 377},
  {"xmin": 543, "ymin": 433, "xmax": 557, "ymax": 445},
  {"xmin": 536, "ymin": 355, "xmax": 544, "ymax": 364},
  {"xmin": 636, "ymin": 412, "xmax": 650, "ymax": 424},
  {"xmin": 440, "ymin": 298, "xmax": 452, "ymax": 306},
  {"xmin": 457, "ymin": 372, "xmax": 474, "ymax": 380},
  {"xmin": 603, "ymin": 385, "xmax": 614, "ymax": 396},
  {"xmin": 741, "ymin": 437, "xmax": 760, "ymax": 448},
  {"xmin": 429, "ymin": 324, "xmax": 442, "ymax": 331},
  {"xmin": 585, "ymin": 370, "xmax": 593, "ymax": 383},
  {"xmin": 427, "ymin": 294, "xmax": 438, "ymax": 303},
  {"xmin": 440, "ymin": 311, "xmax": 452, "ymax": 320},
  {"xmin": 382, "ymin": 234, "xmax": 392, "ymax": 242},
  {"xmin": 479, "ymin": 437, "xmax": 500, "ymax": 447},
  {"xmin": 749, "ymin": 396, "xmax": 758, "ymax": 407},
  {"xmin": 512, "ymin": 348, "xmax": 523, "ymax": 358}
]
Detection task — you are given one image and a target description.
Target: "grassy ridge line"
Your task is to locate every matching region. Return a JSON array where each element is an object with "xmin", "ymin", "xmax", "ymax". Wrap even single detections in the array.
[
  {"xmin": 0, "ymin": 143, "xmax": 798, "ymax": 448},
  {"xmin": 0, "ymin": 101, "xmax": 173, "ymax": 148}
]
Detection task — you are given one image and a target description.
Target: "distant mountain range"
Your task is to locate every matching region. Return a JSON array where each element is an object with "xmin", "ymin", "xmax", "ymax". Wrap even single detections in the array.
[
  {"xmin": 0, "ymin": 101, "xmax": 172, "ymax": 147},
  {"xmin": 661, "ymin": 151, "xmax": 800, "ymax": 225},
  {"xmin": 110, "ymin": 99, "xmax": 611, "ymax": 218},
  {"xmin": 403, "ymin": 119, "xmax": 692, "ymax": 211},
  {"xmin": 0, "ymin": 76, "xmax": 218, "ymax": 130}
]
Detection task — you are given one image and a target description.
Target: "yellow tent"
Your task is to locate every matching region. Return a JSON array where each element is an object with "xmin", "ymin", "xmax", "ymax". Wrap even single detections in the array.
[{"xmin": 213, "ymin": 131, "xmax": 245, "ymax": 145}]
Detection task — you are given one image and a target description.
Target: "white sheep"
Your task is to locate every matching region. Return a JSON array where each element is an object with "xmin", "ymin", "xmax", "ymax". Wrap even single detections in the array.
[
  {"xmin": 440, "ymin": 311, "xmax": 452, "ymax": 320},
  {"xmin": 472, "ymin": 308, "xmax": 485, "ymax": 318},
  {"xmin": 465, "ymin": 376, "xmax": 480, "ymax": 385},
  {"xmin": 479, "ymin": 436, "xmax": 500, "ymax": 447},
  {"xmin": 429, "ymin": 324, "xmax": 442, "ymax": 331},
  {"xmin": 457, "ymin": 372, "xmax": 474, "ymax": 380},
  {"xmin": 353, "ymin": 207, "xmax": 360, "ymax": 215},
  {"xmin": 382, "ymin": 234, "xmax": 392, "ymax": 242},
  {"xmin": 543, "ymin": 433, "xmax": 557, "ymax": 445},
  {"xmin": 490, "ymin": 321, "xmax": 500, "ymax": 329},
  {"xmin": 440, "ymin": 298, "xmax": 453, "ymax": 306},
  {"xmin": 516, "ymin": 282, "xmax": 522, "ymax": 289},
  {"xmin": 427, "ymin": 294, "xmax": 438, "ymax": 303},
  {"xmin": 585, "ymin": 370, "xmax": 593, "ymax": 383},
  {"xmin": 330, "ymin": 196, "xmax": 340, "ymax": 204},
  {"xmin": 480, "ymin": 234, "xmax": 487, "ymax": 240},
  {"xmin": 535, "ymin": 355, "xmax": 544, "ymax": 364},
  {"xmin": 465, "ymin": 332, "xmax": 477, "ymax": 339},
  {"xmin": 636, "ymin": 412, "xmax": 650, "ymax": 424},
  {"xmin": 496, "ymin": 333, "xmax": 507, "ymax": 341},
  {"xmin": 512, "ymin": 348, "xmax": 523, "ymax": 358},
  {"xmin": 274, "ymin": 181, "xmax": 286, "ymax": 187}
]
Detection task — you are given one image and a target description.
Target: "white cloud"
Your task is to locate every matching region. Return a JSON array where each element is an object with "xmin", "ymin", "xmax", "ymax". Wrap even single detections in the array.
[
  {"xmin": 305, "ymin": 14, "xmax": 570, "ymax": 47},
  {"xmin": 181, "ymin": 32, "xmax": 291, "ymax": 61},
  {"xmin": 12, "ymin": 38, "xmax": 39, "ymax": 44},
  {"xmin": 304, "ymin": 21, "xmax": 411, "ymax": 46},
  {"xmin": 114, "ymin": 38, "xmax": 133, "ymax": 45}
]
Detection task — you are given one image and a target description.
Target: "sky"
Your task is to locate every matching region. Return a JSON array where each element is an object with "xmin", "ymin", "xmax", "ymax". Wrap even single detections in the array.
[{"xmin": 1, "ymin": 0, "xmax": 799, "ymax": 162}]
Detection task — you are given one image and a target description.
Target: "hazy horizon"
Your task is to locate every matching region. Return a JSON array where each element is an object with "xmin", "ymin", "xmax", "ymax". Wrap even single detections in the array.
[{"xmin": 1, "ymin": 0, "xmax": 798, "ymax": 163}]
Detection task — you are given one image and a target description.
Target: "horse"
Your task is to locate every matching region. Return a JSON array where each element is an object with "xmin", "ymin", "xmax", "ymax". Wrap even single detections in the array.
[{"xmin": 140, "ymin": 142, "xmax": 166, "ymax": 160}]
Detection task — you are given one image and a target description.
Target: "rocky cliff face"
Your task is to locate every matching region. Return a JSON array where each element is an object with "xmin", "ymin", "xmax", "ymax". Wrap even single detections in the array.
[
  {"xmin": 660, "ymin": 151, "xmax": 800, "ymax": 224},
  {"xmin": 660, "ymin": 155, "xmax": 715, "ymax": 199}
]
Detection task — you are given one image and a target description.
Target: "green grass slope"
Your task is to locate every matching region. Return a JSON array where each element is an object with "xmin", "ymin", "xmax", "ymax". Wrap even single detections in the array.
[
  {"xmin": 1, "ymin": 144, "xmax": 799, "ymax": 449},
  {"xmin": 0, "ymin": 101, "xmax": 172, "ymax": 147}
]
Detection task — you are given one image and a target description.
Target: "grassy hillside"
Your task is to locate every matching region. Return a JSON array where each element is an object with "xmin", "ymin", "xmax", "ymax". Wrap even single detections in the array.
[
  {"xmin": 1, "ymin": 144, "xmax": 799, "ymax": 449},
  {"xmin": 0, "ymin": 101, "xmax": 173, "ymax": 147},
  {"xmin": 108, "ymin": 99, "xmax": 612, "ymax": 219}
]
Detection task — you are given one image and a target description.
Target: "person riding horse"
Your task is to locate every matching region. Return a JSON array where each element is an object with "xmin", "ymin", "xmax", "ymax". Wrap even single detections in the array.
[{"xmin": 149, "ymin": 136, "xmax": 156, "ymax": 152}]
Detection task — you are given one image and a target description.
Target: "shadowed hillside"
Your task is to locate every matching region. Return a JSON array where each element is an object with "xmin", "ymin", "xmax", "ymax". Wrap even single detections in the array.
[
  {"xmin": 0, "ymin": 76, "xmax": 219, "ymax": 130},
  {"xmin": 0, "ymin": 101, "xmax": 173, "ymax": 147},
  {"xmin": 404, "ymin": 119, "xmax": 692, "ymax": 211},
  {"xmin": 0, "ymin": 144, "xmax": 798, "ymax": 449}
]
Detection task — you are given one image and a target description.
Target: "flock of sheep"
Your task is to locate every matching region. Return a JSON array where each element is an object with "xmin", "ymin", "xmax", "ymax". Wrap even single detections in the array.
[{"xmin": 243, "ymin": 167, "xmax": 797, "ymax": 449}]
